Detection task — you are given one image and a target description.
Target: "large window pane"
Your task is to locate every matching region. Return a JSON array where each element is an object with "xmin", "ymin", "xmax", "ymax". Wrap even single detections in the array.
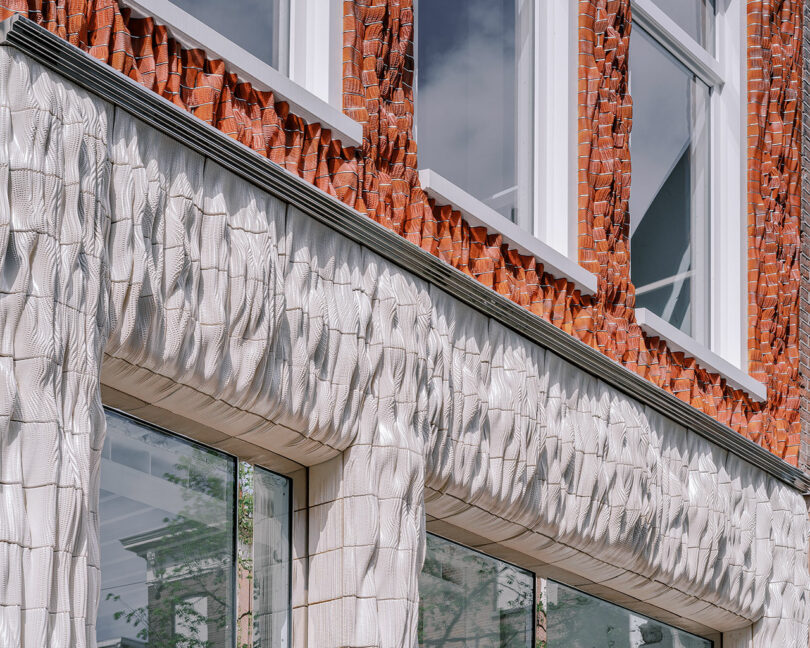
[
  {"xmin": 630, "ymin": 26, "xmax": 710, "ymax": 338},
  {"xmin": 418, "ymin": 534, "xmax": 534, "ymax": 647},
  {"xmin": 546, "ymin": 581, "xmax": 712, "ymax": 647},
  {"xmin": 169, "ymin": 0, "xmax": 289, "ymax": 71},
  {"xmin": 417, "ymin": 0, "xmax": 533, "ymax": 225},
  {"xmin": 98, "ymin": 410, "xmax": 236, "ymax": 648},
  {"xmin": 648, "ymin": 0, "xmax": 715, "ymax": 51}
]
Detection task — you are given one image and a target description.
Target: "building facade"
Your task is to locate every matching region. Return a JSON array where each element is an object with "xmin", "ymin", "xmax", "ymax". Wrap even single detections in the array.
[{"xmin": 0, "ymin": 0, "xmax": 808, "ymax": 646}]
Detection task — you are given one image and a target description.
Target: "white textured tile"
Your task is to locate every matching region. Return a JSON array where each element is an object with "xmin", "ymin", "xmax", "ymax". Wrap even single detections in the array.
[
  {"xmin": 309, "ymin": 455, "xmax": 344, "ymax": 507},
  {"xmin": 309, "ymin": 501, "xmax": 343, "ymax": 555}
]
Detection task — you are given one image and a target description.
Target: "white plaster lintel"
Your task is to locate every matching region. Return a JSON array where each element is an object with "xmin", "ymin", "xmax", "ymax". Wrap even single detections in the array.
[
  {"xmin": 635, "ymin": 308, "xmax": 767, "ymax": 402},
  {"xmin": 418, "ymin": 169, "xmax": 599, "ymax": 296},
  {"xmin": 119, "ymin": 0, "xmax": 364, "ymax": 148}
]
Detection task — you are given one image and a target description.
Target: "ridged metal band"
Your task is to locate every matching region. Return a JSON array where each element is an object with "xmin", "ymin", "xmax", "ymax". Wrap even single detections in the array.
[{"xmin": 2, "ymin": 14, "xmax": 807, "ymax": 492}]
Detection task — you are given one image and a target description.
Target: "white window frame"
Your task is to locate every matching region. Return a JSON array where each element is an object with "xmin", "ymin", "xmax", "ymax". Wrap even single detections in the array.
[
  {"xmin": 414, "ymin": 0, "xmax": 592, "ymax": 284},
  {"xmin": 631, "ymin": 0, "xmax": 746, "ymax": 370},
  {"xmin": 413, "ymin": 0, "xmax": 538, "ymax": 224},
  {"xmin": 535, "ymin": 0, "xmax": 577, "ymax": 258},
  {"xmin": 119, "ymin": 0, "xmax": 361, "ymax": 146},
  {"xmin": 413, "ymin": 0, "xmax": 578, "ymax": 257},
  {"xmin": 288, "ymin": 0, "xmax": 344, "ymax": 109}
]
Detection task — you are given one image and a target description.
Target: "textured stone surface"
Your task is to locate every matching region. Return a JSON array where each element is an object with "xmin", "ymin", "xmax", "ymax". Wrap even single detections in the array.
[
  {"xmin": 0, "ymin": 48, "xmax": 808, "ymax": 647},
  {"xmin": 0, "ymin": 0, "xmax": 804, "ymax": 463},
  {"xmin": 0, "ymin": 47, "xmax": 111, "ymax": 647}
]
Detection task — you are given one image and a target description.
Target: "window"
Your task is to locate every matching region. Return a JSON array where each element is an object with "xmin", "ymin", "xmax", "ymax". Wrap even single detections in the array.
[
  {"xmin": 629, "ymin": 21, "xmax": 711, "ymax": 337},
  {"xmin": 546, "ymin": 581, "xmax": 713, "ymax": 647},
  {"xmin": 418, "ymin": 534, "xmax": 535, "ymax": 647},
  {"xmin": 649, "ymin": 0, "xmax": 715, "ymax": 49},
  {"xmin": 250, "ymin": 466, "xmax": 292, "ymax": 646},
  {"xmin": 168, "ymin": 0, "xmax": 290, "ymax": 72},
  {"xmin": 630, "ymin": 0, "xmax": 728, "ymax": 346},
  {"xmin": 97, "ymin": 410, "xmax": 291, "ymax": 647},
  {"xmin": 122, "ymin": 0, "xmax": 361, "ymax": 145},
  {"xmin": 416, "ymin": 0, "xmax": 534, "ymax": 227}
]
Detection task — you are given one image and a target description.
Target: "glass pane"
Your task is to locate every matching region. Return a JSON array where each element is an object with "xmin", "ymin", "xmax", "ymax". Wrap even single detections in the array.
[
  {"xmin": 170, "ymin": 0, "xmax": 288, "ymax": 71},
  {"xmin": 547, "ymin": 582, "xmax": 712, "ymax": 647},
  {"xmin": 418, "ymin": 534, "xmax": 534, "ymax": 647},
  {"xmin": 637, "ymin": 278, "xmax": 693, "ymax": 335},
  {"xmin": 417, "ymin": 0, "xmax": 533, "ymax": 224},
  {"xmin": 97, "ymin": 411, "xmax": 236, "ymax": 648},
  {"xmin": 251, "ymin": 466, "xmax": 292, "ymax": 647},
  {"xmin": 629, "ymin": 26, "xmax": 710, "ymax": 338},
  {"xmin": 648, "ymin": 0, "xmax": 715, "ymax": 50}
]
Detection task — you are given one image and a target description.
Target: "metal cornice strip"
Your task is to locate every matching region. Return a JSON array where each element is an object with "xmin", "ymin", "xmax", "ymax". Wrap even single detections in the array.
[{"xmin": 2, "ymin": 15, "xmax": 808, "ymax": 493}]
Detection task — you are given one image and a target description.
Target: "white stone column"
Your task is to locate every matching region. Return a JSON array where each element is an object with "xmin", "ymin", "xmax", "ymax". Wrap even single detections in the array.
[
  {"xmin": 0, "ymin": 48, "xmax": 112, "ymax": 647},
  {"xmin": 294, "ymin": 216, "xmax": 431, "ymax": 648},
  {"xmin": 724, "ymin": 627, "xmax": 753, "ymax": 647},
  {"xmin": 307, "ymin": 445, "xmax": 425, "ymax": 648}
]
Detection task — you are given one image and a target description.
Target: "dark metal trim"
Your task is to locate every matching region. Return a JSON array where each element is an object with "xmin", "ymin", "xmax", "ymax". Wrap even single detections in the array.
[{"xmin": 3, "ymin": 15, "xmax": 809, "ymax": 493}]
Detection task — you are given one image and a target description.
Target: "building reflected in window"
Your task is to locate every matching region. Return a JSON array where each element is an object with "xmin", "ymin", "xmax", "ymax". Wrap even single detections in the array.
[
  {"xmin": 97, "ymin": 410, "xmax": 290, "ymax": 648},
  {"xmin": 629, "ymin": 24, "xmax": 711, "ymax": 338}
]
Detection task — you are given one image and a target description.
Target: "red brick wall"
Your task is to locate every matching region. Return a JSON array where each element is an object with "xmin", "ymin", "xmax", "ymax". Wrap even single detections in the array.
[
  {"xmin": 0, "ymin": 0, "xmax": 803, "ymax": 466},
  {"xmin": 747, "ymin": 0, "xmax": 804, "ymax": 464},
  {"xmin": 801, "ymin": 0, "xmax": 810, "ymax": 475}
]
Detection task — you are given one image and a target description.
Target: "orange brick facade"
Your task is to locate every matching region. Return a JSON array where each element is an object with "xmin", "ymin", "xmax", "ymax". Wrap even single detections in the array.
[
  {"xmin": 801, "ymin": 0, "xmax": 810, "ymax": 475},
  {"xmin": 747, "ymin": 0, "xmax": 804, "ymax": 462},
  {"xmin": 0, "ymin": 0, "xmax": 803, "ymax": 465}
]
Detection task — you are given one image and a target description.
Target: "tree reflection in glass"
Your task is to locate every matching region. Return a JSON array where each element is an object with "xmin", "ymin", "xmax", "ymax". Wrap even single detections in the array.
[
  {"xmin": 418, "ymin": 533, "xmax": 534, "ymax": 647},
  {"xmin": 97, "ymin": 412, "xmax": 236, "ymax": 648},
  {"xmin": 236, "ymin": 463, "xmax": 291, "ymax": 648},
  {"xmin": 97, "ymin": 412, "xmax": 292, "ymax": 648},
  {"xmin": 546, "ymin": 581, "xmax": 713, "ymax": 648}
]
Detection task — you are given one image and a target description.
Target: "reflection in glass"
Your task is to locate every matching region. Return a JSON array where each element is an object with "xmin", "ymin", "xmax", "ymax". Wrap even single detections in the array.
[
  {"xmin": 418, "ymin": 534, "xmax": 534, "ymax": 647},
  {"xmin": 629, "ymin": 26, "xmax": 710, "ymax": 338},
  {"xmin": 254, "ymin": 468, "xmax": 291, "ymax": 645},
  {"xmin": 649, "ymin": 0, "xmax": 715, "ymax": 50},
  {"xmin": 417, "ymin": 0, "xmax": 533, "ymax": 226},
  {"xmin": 547, "ymin": 581, "xmax": 713, "ymax": 648},
  {"xmin": 170, "ymin": 0, "xmax": 289, "ymax": 71},
  {"xmin": 97, "ymin": 411, "xmax": 236, "ymax": 648}
]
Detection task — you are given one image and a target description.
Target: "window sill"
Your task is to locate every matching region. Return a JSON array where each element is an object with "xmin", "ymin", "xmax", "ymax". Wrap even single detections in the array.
[
  {"xmin": 634, "ymin": 308, "xmax": 766, "ymax": 402},
  {"xmin": 418, "ymin": 169, "xmax": 598, "ymax": 296},
  {"xmin": 120, "ymin": 0, "xmax": 363, "ymax": 148}
]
